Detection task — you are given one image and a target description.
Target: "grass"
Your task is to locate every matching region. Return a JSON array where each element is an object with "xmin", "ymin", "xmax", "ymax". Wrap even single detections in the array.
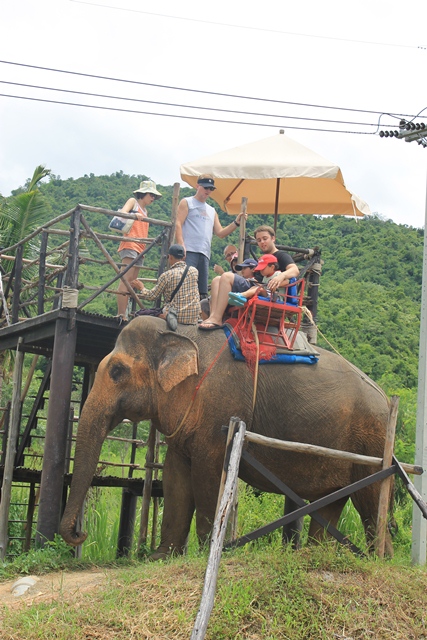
[
  {"xmin": 2, "ymin": 437, "xmax": 425, "ymax": 638},
  {"xmin": 1, "ymin": 544, "xmax": 427, "ymax": 639}
]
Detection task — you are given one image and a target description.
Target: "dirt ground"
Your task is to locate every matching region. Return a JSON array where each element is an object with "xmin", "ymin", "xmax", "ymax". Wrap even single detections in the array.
[{"xmin": 0, "ymin": 569, "xmax": 108, "ymax": 612}]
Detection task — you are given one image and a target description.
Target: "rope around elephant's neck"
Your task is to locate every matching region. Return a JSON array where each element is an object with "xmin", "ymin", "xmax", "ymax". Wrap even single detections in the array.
[
  {"xmin": 252, "ymin": 323, "xmax": 260, "ymax": 412},
  {"xmin": 165, "ymin": 312, "xmax": 249, "ymax": 440},
  {"xmin": 302, "ymin": 307, "xmax": 389, "ymax": 403}
]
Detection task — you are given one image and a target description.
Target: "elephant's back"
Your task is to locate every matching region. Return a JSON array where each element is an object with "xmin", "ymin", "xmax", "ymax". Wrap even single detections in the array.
[{"xmin": 179, "ymin": 323, "xmax": 389, "ymax": 426}]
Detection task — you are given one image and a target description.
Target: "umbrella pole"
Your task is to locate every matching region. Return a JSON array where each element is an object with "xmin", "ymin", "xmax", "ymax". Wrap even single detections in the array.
[
  {"xmin": 273, "ymin": 178, "xmax": 280, "ymax": 233},
  {"xmin": 238, "ymin": 197, "xmax": 247, "ymax": 263}
]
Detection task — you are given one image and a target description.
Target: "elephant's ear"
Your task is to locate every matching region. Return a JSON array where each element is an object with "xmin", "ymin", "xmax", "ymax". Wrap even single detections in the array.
[{"xmin": 156, "ymin": 332, "xmax": 199, "ymax": 393}]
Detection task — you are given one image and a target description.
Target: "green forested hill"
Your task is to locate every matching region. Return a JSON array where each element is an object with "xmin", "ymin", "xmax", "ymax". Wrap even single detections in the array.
[{"xmin": 33, "ymin": 171, "xmax": 422, "ymax": 391}]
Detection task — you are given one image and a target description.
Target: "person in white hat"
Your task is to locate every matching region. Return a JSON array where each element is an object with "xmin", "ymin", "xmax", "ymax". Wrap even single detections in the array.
[{"xmin": 116, "ymin": 179, "xmax": 162, "ymax": 319}]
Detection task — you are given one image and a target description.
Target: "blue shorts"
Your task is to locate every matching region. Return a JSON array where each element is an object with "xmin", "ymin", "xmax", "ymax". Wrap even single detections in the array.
[
  {"xmin": 185, "ymin": 251, "xmax": 209, "ymax": 297},
  {"xmin": 232, "ymin": 275, "xmax": 253, "ymax": 293}
]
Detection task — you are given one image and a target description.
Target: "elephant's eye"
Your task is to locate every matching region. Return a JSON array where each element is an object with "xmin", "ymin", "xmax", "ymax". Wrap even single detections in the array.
[{"xmin": 109, "ymin": 362, "xmax": 130, "ymax": 382}]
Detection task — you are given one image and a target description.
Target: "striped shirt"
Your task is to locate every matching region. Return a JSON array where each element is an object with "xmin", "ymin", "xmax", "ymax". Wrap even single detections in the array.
[{"xmin": 140, "ymin": 261, "xmax": 200, "ymax": 325}]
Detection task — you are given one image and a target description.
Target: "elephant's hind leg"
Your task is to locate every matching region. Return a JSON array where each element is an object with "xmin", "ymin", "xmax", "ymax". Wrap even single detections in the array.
[
  {"xmin": 152, "ymin": 446, "xmax": 195, "ymax": 560},
  {"xmin": 351, "ymin": 482, "xmax": 394, "ymax": 556},
  {"xmin": 307, "ymin": 497, "xmax": 348, "ymax": 544}
]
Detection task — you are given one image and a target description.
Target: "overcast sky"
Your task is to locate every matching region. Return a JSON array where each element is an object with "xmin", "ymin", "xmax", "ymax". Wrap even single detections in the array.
[{"xmin": 1, "ymin": 0, "xmax": 426, "ymax": 227}]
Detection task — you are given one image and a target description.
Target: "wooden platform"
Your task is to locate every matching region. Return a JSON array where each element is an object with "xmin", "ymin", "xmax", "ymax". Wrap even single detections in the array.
[{"xmin": 0, "ymin": 309, "xmax": 123, "ymax": 364}]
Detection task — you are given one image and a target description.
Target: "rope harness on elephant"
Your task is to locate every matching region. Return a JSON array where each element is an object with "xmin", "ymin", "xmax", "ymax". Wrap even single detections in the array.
[{"xmin": 166, "ymin": 311, "xmax": 253, "ymax": 440}]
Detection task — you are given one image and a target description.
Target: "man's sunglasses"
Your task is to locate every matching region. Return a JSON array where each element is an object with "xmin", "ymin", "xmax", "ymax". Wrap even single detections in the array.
[{"xmin": 204, "ymin": 186, "xmax": 215, "ymax": 191}]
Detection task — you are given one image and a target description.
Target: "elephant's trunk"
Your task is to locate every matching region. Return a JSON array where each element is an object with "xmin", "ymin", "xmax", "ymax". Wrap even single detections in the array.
[{"xmin": 60, "ymin": 398, "xmax": 111, "ymax": 546}]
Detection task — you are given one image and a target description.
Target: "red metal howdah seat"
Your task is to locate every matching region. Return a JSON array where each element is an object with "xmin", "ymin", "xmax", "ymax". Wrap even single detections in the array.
[{"xmin": 229, "ymin": 278, "xmax": 306, "ymax": 354}]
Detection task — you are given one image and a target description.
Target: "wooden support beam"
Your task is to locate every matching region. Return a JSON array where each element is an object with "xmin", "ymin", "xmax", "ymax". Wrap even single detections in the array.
[
  {"xmin": 35, "ymin": 314, "xmax": 77, "ymax": 545},
  {"xmin": 191, "ymin": 420, "xmax": 246, "ymax": 640},
  {"xmin": 238, "ymin": 197, "xmax": 247, "ymax": 263},
  {"xmin": 244, "ymin": 430, "xmax": 422, "ymax": 475},
  {"xmin": 376, "ymin": 396, "xmax": 399, "ymax": 557},
  {"xmin": 138, "ymin": 422, "xmax": 157, "ymax": 551},
  {"xmin": 0, "ymin": 338, "xmax": 24, "ymax": 560}
]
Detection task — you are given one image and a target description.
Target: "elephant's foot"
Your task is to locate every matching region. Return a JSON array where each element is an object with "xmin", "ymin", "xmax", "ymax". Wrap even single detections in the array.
[{"xmin": 150, "ymin": 543, "xmax": 186, "ymax": 561}]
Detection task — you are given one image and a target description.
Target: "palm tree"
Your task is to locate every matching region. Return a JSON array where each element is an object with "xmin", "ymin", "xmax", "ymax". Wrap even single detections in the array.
[
  {"xmin": 0, "ymin": 165, "xmax": 51, "ymax": 250},
  {"xmin": 0, "ymin": 165, "xmax": 51, "ymax": 401}
]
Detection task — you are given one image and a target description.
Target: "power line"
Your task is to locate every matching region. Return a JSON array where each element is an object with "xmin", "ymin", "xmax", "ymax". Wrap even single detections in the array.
[
  {"xmin": 0, "ymin": 60, "xmax": 417, "ymax": 120},
  {"xmin": 0, "ymin": 81, "xmax": 387, "ymax": 129},
  {"xmin": 69, "ymin": 0, "xmax": 427, "ymax": 51},
  {"xmin": 0, "ymin": 92, "xmax": 374, "ymax": 134}
]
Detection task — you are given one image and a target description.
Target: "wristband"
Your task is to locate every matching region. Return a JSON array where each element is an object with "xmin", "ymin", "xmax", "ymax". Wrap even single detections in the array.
[{"xmin": 234, "ymin": 219, "xmax": 240, "ymax": 227}]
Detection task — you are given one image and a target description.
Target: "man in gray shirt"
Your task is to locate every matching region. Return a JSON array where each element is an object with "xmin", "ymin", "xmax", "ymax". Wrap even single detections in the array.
[{"xmin": 175, "ymin": 175, "xmax": 245, "ymax": 299}]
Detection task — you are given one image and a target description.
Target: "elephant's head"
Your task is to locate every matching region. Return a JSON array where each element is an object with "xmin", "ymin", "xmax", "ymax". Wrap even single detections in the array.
[{"xmin": 60, "ymin": 316, "xmax": 199, "ymax": 546}]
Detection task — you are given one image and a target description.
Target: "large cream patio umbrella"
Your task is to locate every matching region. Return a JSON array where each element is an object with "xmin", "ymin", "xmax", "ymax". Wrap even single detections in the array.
[{"xmin": 180, "ymin": 130, "xmax": 370, "ymax": 230}]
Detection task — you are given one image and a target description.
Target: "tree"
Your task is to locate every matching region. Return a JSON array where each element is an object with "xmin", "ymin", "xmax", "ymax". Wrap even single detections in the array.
[
  {"xmin": 0, "ymin": 165, "xmax": 52, "ymax": 251},
  {"xmin": 0, "ymin": 165, "xmax": 52, "ymax": 402}
]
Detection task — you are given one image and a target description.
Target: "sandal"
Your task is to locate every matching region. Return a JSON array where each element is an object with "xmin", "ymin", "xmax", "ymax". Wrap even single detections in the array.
[{"xmin": 228, "ymin": 292, "xmax": 247, "ymax": 307}]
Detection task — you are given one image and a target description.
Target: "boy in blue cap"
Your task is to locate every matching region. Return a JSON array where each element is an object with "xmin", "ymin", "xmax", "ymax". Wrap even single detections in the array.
[{"xmin": 199, "ymin": 258, "xmax": 258, "ymax": 330}]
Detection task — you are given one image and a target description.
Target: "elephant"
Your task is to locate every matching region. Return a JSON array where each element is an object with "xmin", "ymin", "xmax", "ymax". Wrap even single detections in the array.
[{"xmin": 60, "ymin": 315, "xmax": 393, "ymax": 556}]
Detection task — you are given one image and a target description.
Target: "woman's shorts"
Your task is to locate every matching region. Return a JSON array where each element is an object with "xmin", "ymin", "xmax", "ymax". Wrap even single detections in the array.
[
  {"xmin": 119, "ymin": 249, "xmax": 144, "ymax": 267},
  {"xmin": 232, "ymin": 274, "xmax": 252, "ymax": 293}
]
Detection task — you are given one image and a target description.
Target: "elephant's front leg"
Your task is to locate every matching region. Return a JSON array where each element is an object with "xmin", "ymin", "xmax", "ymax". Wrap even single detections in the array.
[
  {"xmin": 152, "ymin": 446, "xmax": 195, "ymax": 560},
  {"xmin": 191, "ymin": 453, "xmax": 224, "ymax": 547}
]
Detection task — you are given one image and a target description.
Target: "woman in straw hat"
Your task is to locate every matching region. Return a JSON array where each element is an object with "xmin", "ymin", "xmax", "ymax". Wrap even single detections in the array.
[{"xmin": 116, "ymin": 179, "xmax": 162, "ymax": 319}]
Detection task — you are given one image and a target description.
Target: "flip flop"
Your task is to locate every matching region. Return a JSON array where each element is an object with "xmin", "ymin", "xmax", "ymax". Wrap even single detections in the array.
[{"xmin": 198, "ymin": 322, "xmax": 224, "ymax": 331}]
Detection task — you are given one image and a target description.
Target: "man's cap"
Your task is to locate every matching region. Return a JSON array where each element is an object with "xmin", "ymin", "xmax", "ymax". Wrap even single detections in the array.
[
  {"xmin": 254, "ymin": 254, "xmax": 278, "ymax": 271},
  {"xmin": 197, "ymin": 177, "xmax": 216, "ymax": 190},
  {"xmin": 168, "ymin": 244, "xmax": 185, "ymax": 259},
  {"xmin": 235, "ymin": 258, "xmax": 258, "ymax": 271},
  {"xmin": 133, "ymin": 179, "xmax": 162, "ymax": 199}
]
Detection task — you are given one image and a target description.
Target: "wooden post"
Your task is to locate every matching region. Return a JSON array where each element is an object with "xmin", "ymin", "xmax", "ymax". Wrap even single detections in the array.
[
  {"xmin": 158, "ymin": 182, "xmax": 180, "ymax": 277},
  {"xmin": 24, "ymin": 483, "xmax": 37, "ymax": 552},
  {"xmin": 0, "ymin": 338, "xmax": 24, "ymax": 560},
  {"xmin": 238, "ymin": 198, "xmax": 247, "ymax": 263},
  {"xmin": 376, "ymin": 395, "xmax": 399, "ymax": 557},
  {"xmin": 38, "ymin": 230, "xmax": 48, "ymax": 315},
  {"xmin": 35, "ymin": 315, "xmax": 77, "ymax": 545},
  {"xmin": 215, "ymin": 418, "xmax": 240, "ymax": 519},
  {"xmin": 215, "ymin": 417, "xmax": 241, "ymax": 544},
  {"xmin": 138, "ymin": 422, "xmax": 157, "ymax": 551},
  {"xmin": 0, "ymin": 402, "xmax": 11, "ymax": 466},
  {"xmin": 150, "ymin": 429, "xmax": 161, "ymax": 550},
  {"xmin": 11, "ymin": 244, "xmax": 23, "ymax": 324},
  {"xmin": 191, "ymin": 420, "xmax": 246, "ymax": 640},
  {"xmin": 117, "ymin": 421, "xmax": 139, "ymax": 558},
  {"xmin": 20, "ymin": 355, "xmax": 39, "ymax": 403}
]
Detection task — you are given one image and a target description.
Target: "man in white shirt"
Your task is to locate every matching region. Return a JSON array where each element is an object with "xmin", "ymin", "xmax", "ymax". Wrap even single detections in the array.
[{"xmin": 175, "ymin": 175, "xmax": 245, "ymax": 299}]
